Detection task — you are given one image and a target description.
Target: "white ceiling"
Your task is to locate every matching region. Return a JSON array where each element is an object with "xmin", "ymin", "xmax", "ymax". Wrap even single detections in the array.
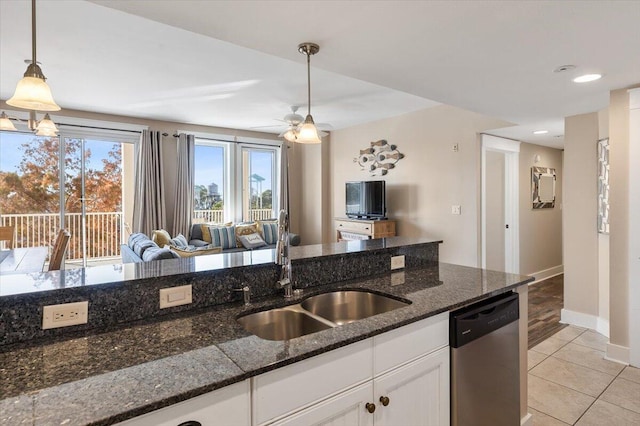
[{"xmin": 2, "ymin": 1, "xmax": 640, "ymax": 149}]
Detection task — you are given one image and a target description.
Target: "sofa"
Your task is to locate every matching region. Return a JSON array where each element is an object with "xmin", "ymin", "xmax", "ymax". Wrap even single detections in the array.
[
  {"xmin": 121, "ymin": 222, "xmax": 300, "ymax": 263},
  {"xmin": 188, "ymin": 222, "xmax": 300, "ymax": 252}
]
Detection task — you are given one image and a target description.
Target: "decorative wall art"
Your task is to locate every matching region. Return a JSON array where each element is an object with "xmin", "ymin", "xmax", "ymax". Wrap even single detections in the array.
[
  {"xmin": 597, "ymin": 138, "xmax": 610, "ymax": 234},
  {"xmin": 531, "ymin": 166, "xmax": 556, "ymax": 209},
  {"xmin": 354, "ymin": 139, "xmax": 404, "ymax": 176}
]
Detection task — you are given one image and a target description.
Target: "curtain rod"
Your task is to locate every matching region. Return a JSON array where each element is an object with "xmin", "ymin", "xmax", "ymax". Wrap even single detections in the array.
[
  {"xmin": 163, "ymin": 133, "xmax": 281, "ymax": 148},
  {"xmin": 59, "ymin": 123, "xmax": 142, "ymax": 133}
]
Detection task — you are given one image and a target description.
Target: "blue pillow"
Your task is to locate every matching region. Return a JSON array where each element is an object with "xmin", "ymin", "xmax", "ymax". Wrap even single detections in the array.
[
  {"xmin": 169, "ymin": 233, "xmax": 189, "ymax": 248},
  {"xmin": 261, "ymin": 222, "xmax": 278, "ymax": 245},
  {"xmin": 209, "ymin": 225, "xmax": 236, "ymax": 249}
]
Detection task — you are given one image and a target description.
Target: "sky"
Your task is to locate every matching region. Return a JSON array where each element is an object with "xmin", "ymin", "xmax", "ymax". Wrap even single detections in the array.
[{"xmin": 0, "ymin": 132, "xmax": 118, "ymax": 175}]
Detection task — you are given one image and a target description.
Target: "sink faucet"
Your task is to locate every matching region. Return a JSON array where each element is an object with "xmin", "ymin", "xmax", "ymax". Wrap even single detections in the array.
[{"xmin": 276, "ymin": 209, "xmax": 293, "ymax": 298}]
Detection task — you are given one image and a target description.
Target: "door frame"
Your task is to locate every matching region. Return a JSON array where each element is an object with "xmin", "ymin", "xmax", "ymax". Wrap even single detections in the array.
[{"xmin": 481, "ymin": 134, "xmax": 520, "ymax": 273}]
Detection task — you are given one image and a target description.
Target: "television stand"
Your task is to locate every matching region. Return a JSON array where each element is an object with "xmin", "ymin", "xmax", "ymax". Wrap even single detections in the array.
[{"xmin": 335, "ymin": 217, "xmax": 397, "ymax": 242}]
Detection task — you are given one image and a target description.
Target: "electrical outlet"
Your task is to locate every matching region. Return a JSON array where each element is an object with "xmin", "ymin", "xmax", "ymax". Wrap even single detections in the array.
[
  {"xmin": 453, "ymin": 143, "xmax": 459, "ymax": 152},
  {"xmin": 451, "ymin": 205, "xmax": 462, "ymax": 215},
  {"xmin": 42, "ymin": 301, "xmax": 88, "ymax": 330},
  {"xmin": 390, "ymin": 255, "xmax": 405, "ymax": 270},
  {"xmin": 160, "ymin": 285, "xmax": 192, "ymax": 309}
]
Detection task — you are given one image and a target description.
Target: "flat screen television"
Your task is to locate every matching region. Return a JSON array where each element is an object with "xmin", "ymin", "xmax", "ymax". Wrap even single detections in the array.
[{"xmin": 345, "ymin": 180, "xmax": 386, "ymax": 219}]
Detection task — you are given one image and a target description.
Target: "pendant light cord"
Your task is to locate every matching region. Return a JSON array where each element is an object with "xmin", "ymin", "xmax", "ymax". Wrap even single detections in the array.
[
  {"xmin": 306, "ymin": 50, "xmax": 311, "ymax": 116},
  {"xmin": 31, "ymin": 0, "xmax": 37, "ymax": 66}
]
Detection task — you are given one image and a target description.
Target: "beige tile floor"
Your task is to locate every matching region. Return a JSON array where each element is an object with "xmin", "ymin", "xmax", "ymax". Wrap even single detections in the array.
[{"xmin": 528, "ymin": 326, "xmax": 640, "ymax": 425}]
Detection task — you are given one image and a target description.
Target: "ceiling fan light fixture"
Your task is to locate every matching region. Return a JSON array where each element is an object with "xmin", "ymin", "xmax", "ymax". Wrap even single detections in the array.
[
  {"xmin": 35, "ymin": 113, "xmax": 58, "ymax": 136},
  {"xmin": 296, "ymin": 114, "xmax": 321, "ymax": 144},
  {"xmin": 7, "ymin": 0, "xmax": 60, "ymax": 112},
  {"xmin": 0, "ymin": 112, "xmax": 18, "ymax": 131},
  {"xmin": 283, "ymin": 128, "xmax": 298, "ymax": 142}
]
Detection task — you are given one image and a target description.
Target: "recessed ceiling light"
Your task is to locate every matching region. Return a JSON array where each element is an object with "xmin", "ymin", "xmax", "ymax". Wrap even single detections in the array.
[
  {"xmin": 573, "ymin": 74, "xmax": 602, "ymax": 83},
  {"xmin": 533, "ymin": 130, "xmax": 549, "ymax": 135}
]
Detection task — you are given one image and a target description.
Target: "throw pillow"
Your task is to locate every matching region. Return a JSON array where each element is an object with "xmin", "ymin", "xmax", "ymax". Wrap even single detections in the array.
[
  {"xmin": 200, "ymin": 222, "xmax": 232, "ymax": 243},
  {"xmin": 151, "ymin": 229, "xmax": 171, "ymax": 247},
  {"xmin": 169, "ymin": 233, "xmax": 189, "ymax": 248},
  {"xmin": 258, "ymin": 220, "xmax": 278, "ymax": 245},
  {"xmin": 209, "ymin": 225, "xmax": 236, "ymax": 249},
  {"xmin": 235, "ymin": 222, "xmax": 259, "ymax": 247},
  {"xmin": 238, "ymin": 232, "xmax": 267, "ymax": 250}
]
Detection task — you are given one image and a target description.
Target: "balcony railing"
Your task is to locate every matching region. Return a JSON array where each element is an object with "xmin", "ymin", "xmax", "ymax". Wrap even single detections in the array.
[
  {"xmin": 193, "ymin": 209, "xmax": 275, "ymax": 223},
  {"xmin": 1, "ymin": 212, "xmax": 123, "ymax": 260}
]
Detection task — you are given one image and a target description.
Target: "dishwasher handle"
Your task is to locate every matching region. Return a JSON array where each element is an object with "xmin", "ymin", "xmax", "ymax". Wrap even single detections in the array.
[{"xmin": 450, "ymin": 291, "xmax": 519, "ymax": 348}]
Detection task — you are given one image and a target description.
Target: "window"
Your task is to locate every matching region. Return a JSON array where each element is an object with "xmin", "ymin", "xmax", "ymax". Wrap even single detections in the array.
[
  {"xmin": 0, "ymin": 126, "xmax": 137, "ymax": 267},
  {"xmin": 193, "ymin": 138, "xmax": 280, "ymax": 224}
]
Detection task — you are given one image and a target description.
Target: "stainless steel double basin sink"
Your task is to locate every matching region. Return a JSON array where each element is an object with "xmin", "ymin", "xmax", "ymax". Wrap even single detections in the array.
[{"xmin": 237, "ymin": 290, "xmax": 411, "ymax": 341}]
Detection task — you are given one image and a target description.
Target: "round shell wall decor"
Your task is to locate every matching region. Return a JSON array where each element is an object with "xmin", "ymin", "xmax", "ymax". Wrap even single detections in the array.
[{"xmin": 353, "ymin": 139, "xmax": 404, "ymax": 176}]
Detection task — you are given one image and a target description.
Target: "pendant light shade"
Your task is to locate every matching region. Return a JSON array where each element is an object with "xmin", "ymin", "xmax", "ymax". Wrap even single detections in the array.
[
  {"xmin": 0, "ymin": 112, "xmax": 18, "ymax": 131},
  {"xmin": 296, "ymin": 115, "xmax": 321, "ymax": 144},
  {"xmin": 283, "ymin": 128, "xmax": 298, "ymax": 142},
  {"xmin": 7, "ymin": 0, "xmax": 60, "ymax": 112},
  {"xmin": 295, "ymin": 42, "xmax": 321, "ymax": 144},
  {"xmin": 35, "ymin": 113, "xmax": 58, "ymax": 136}
]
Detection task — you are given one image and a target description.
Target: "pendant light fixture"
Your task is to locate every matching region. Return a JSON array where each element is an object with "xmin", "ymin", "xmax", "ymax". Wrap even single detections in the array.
[
  {"xmin": 295, "ymin": 42, "xmax": 322, "ymax": 144},
  {"xmin": 7, "ymin": 0, "xmax": 60, "ymax": 112},
  {"xmin": 0, "ymin": 112, "xmax": 18, "ymax": 132}
]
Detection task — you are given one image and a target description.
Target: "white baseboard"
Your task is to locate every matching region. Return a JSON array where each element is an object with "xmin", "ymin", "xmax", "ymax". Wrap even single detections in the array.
[
  {"xmin": 528, "ymin": 265, "xmax": 564, "ymax": 285},
  {"xmin": 521, "ymin": 412, "xmax": 533, "ymax": 426},
  {"xmin": 605, "ymin": 343, "xmax": 630, "ymax": 365},
  {"xmin": 560, "ymin": 309, "xmax": 610, "ymax": 338}
]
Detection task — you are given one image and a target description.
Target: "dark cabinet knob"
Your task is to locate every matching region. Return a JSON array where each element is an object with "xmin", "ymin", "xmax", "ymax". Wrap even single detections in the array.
[
  {"xmin": 178, "ymin": 422, "xmax": 202, "ymax": 426},
  {"xmin": 379, "ymin": 395, "xmax": 390, "ymax": 406},
  {"xmin": 365, "ymin": 402, "xmax": 376, "ymax": 413}
]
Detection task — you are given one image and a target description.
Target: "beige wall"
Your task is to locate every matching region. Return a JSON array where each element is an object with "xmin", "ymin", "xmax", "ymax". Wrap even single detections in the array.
[
  {"xmin": 519, "ymin": 142, "xmax": 563, "ymax": 276},
  {"xmin": 563, "ymin": 112, "xmax": 599, "ymax": 318},
  {"xmin": 608, "ymin": 89, "xmax": 631, "ymax": 348},
  {"xmin": 328, "ymin": 105, "xmax": 511, "ymax": 266}
]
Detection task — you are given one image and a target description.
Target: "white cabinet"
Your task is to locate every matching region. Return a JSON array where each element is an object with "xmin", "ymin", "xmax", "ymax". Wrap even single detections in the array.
[
  {"xmin": 374, "ymin": 347, "xmax": 450, "ymax": 426},
  {"xmin": 271, "ymin": 382, "xmax": 374, "ymax": 426},
  {"xmin": 117, "ymin": 380, "xmax": 250, "ymax": 426},
  {"xmin": 259, "ymin": 313, "xmax": 449, "ymax": 426}
]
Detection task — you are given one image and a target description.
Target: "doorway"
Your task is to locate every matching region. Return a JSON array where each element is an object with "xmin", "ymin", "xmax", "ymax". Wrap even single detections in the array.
[{"xmin": 481, "ymin": 134, "xmax": 520, "ymax": 273}]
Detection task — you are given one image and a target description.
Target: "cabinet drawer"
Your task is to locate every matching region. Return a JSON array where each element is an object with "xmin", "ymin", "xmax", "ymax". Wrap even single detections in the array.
[
  {"xmin": 117, "ymin": 380, "xmax": 250, "ymax": 426},
  {"xmin": 372, "ymin": 221, "xmax": 395, "ymax": 235},
  {"xmin": 373, "ymin": 312, "xmax": 448, "ymax": 376},
  {"xmin": 336, "ymin": 221, "xmax": 373, "ymax": 235},
  {"xmin": 252, "ymin": 339, "xmax": 373, "ymax": 425}
]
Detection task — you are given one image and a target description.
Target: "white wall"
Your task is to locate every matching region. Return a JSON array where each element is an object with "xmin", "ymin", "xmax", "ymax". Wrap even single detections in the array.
[{"xmin": 329, "ymin": 104, "xmax": 511, "ymax": 266}]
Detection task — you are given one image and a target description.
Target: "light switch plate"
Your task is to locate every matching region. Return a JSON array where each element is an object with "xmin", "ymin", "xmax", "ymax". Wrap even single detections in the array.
[
  {"xmin": 160, "ymin": 285, "xmax": 192, "ymax": 309},
  {"xmin": 42, "ymin": 301, "xmax": 88, "ymax": 330},
  {"xmin": 390, "ymin": 255, "xmax": 405, "ymax": 270}
]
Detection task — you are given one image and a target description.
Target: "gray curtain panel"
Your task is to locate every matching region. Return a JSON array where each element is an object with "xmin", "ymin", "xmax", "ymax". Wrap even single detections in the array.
[
  {"xmin": 132, "ymin": 130, "xmax": 166, "ymax": 235},
  {"xmin": 279, "ymin": 140, "xmax": 290, "ymax": 216},
  {"xmin": 172, "ymin": 133, "xmax": 195, "ymax": 238}
]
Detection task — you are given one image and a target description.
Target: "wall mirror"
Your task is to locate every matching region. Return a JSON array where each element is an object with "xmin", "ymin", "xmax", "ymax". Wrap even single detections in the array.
[{"xmin": 532, "ymin": 166, "xmax": 556, "ymax": 209}]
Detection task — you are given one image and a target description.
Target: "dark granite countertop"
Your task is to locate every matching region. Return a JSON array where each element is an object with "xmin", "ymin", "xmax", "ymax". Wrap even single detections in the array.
[{"xmin": 0, "ymin": 261, "xmax": 532, "ymax": 425}]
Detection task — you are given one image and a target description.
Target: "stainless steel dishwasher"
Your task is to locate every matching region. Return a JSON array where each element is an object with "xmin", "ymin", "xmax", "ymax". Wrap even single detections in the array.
[{"xmin": 450, "ymin": 291, "xmax": 520, "ymax": 426}]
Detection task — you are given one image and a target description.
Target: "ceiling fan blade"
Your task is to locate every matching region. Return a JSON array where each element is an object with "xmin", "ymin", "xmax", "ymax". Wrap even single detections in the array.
[{"xmin": 249, "ymin": 124, "xmax": 286, "ymax": 130}]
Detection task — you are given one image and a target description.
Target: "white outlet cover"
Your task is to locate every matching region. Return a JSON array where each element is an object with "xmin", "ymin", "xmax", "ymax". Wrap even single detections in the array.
[
  {"xmin": 390, "ymin": 255, "xmax": 405, "ymax": 270},
  {"xmin": 160, "ymin": 285, "xmax": 193, "ymax": 309},
  {"xmin": 42, "ymin": 301, "xmax": 89, "ymax": 330},
  {"xmin": 451, "ymin": 205, "xmax": 462, "ymax": 215}
]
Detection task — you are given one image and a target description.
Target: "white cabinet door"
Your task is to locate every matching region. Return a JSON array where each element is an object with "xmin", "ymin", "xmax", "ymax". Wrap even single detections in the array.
[
  {"xmin": 271, "ymin": 382, "xmax": 374, "ymax": 426},
  {"xmin": 373, "ymin": 347, "xmax": 450, "ymax": 426},
  {"xmin": 117, "ymin": 380, "xmax": 250, "ymax": 426}
]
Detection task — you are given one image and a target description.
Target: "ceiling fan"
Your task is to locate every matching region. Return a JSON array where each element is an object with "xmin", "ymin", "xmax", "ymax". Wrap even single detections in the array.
[{"xmin": 252, "ymin": 106, "xmax": 331, "ymax": 141}]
